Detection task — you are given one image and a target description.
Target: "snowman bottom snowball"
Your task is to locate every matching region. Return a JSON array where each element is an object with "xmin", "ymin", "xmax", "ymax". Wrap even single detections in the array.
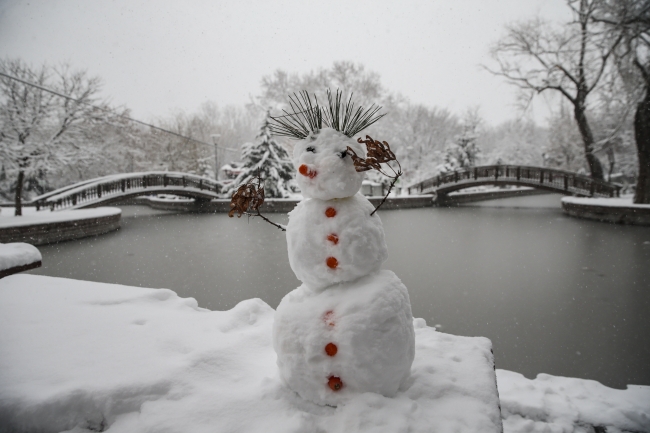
[{"xmin": 273, "ymin": 270, "xmax": 416, "ymax": 406}]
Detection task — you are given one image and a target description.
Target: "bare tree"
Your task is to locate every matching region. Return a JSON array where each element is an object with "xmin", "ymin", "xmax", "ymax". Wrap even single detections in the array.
[
  {"xmin": 0, "ymin": 59, "xmax": 108, "ymax": 215},
  {"xmin": 593, "ymin": 0, "xmax": 650, "ymax": 202},
  {"xmin": 259, "ymin": 61, "xmax": 383, "ymax": 109},
  {"xmin": 0, "ymin": 60, "xmax": 53, "ymax": 214},
  {"xmin": 486, "ymin": 0, "xmax": 622, "ymax": 180},
  {"xmin": 544, "ymin": 103, "xmax": 588, "ymax": 172}
]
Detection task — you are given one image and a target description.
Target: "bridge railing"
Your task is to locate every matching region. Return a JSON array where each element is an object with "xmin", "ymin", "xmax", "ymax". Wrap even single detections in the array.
[
  {"xmin": 33, "ymin": 172, "xmax": 226, "ymax": 211},
  {"xmin": 407, "ymin": 165, "xmax": 621, "ymax": 198}
]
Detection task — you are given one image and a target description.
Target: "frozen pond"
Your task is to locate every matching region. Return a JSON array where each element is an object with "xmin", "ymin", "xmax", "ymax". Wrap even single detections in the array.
[{"xmin": 28, "ymin": 194, "xmax": 650, "ymax": 389}]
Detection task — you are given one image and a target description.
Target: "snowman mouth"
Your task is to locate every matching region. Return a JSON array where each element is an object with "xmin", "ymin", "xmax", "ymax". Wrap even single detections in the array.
[{"xmin": 298, "ymin": 164, "xmax": 317, "ymax": 179}]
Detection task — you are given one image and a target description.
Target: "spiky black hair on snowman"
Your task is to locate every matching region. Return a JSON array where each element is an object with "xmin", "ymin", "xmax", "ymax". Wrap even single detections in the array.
[{"xmin": 269, "ymin": 89, "xmax": 385, "ymax": 140}]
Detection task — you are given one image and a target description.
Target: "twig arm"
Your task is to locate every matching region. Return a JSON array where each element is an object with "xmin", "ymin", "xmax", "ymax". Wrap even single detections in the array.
[
  {"xmin": 370, "ymin": 172, "xmax": 401, "ymax": 216},
  {"xmin": 246, "ymin": 211, "xmax": 287, "ymax": 231}
]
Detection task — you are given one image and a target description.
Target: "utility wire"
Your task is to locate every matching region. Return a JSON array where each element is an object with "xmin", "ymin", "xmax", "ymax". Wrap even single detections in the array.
[{"xmin": 0, "ymin": 70, "xmax": 233, "ymax": 150}]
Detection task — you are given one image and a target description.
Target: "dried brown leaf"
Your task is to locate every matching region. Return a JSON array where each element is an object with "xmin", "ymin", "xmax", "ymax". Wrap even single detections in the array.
[{"xmin": 229, "ymin": 177, "xmax": 265, "ymax": 218}]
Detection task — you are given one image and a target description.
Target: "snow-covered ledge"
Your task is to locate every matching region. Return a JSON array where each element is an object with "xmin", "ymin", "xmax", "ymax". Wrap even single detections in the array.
[
  {"xmin": 0, "ymin": 243, "xmax": 41, "ymax": 278},
  {"xmin": 0, "ymin": 275, "xmax": 503, "ymax": 433},
  {"xmin": 2, "ymin": 276, "xmax": 647, "ymax": 432},
  {"xmin": 561, "ymin": 196, "xmax": 650, "ymax": 226},
  {"xmin": 0, "ymin": 207, "xmax": 121, "ymax": 245}
]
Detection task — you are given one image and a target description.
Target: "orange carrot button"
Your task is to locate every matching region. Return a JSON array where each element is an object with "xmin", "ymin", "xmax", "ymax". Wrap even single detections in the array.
[
  {"xmin": 326, "ymin": 257, "xmax": 338, "ymax": 269},
  {"xmin": 328, "ymin": 376, "xmax": 343, "ymax": 391},
  {"xmin": 327, "ymin": 234, "xmax": 339, "ymax": 244},
  {"xmin": 325, "ymin": 343, "xmax": 338, "ymax": 356},
  {"xmin": 323, "ymin": 310, "xmax": 335, "ymax": 327},
  {"xmin": 325, "ymin": 207, "xmax": 337, "ymax": 218}
]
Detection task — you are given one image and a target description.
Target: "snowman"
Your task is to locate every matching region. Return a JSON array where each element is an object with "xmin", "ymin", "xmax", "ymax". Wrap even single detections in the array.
[
  {"xmin": 228, "ymin": 92, "xmax": 415, "ymax": 406},
  {"xmin": 268, "ymin": 102, "xmax": 415, "ymax": 405}
]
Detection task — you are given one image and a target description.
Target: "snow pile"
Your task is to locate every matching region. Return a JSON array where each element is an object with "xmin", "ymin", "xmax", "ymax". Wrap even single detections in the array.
[
  {"xmin": 287, "ymin": 193, "xmax": 387, "ymax": 290},
  {"xmin": 0, "ymin": 243, "xmax": 41, "ymax": 272},
  {"xmin": 497, "ymin": 370, "xmax": 650, "ymax": 433},
  {"xmin": 0, "ymin": 275, "xmax": 502, "ymax": 433},
  {"xmin": 562, "ymin": 195, "xmax": 650, "ymax": 209},
  {"xmin": 293, "ymin": 128, "xmax": 366, "ymax": 200},
  {"xmin": 274, "ymin": 270, "xmax": 414, "ymax": 406},
  {"xmin": 0, "ymin": 207, "xmax": 121, "ymax": 228}
]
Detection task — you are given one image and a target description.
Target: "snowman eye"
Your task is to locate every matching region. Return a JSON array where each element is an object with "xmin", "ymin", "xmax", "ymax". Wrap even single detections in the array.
[
  {"xmin": 306, "ymin": 146, "xmax": 316, "ymax": 153},
  {"xmin": 337, "ymin": 150, "xmax": 347, "ymax": 158}
]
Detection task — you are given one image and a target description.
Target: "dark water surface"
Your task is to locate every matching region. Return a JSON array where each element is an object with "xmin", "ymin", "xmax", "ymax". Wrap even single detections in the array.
[{"xmin": 29, "ymin": 194, "xmax": 650, "ymax": 388}]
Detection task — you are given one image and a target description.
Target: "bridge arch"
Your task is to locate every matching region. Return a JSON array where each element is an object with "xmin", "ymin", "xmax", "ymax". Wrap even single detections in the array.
[
  {"xmin": 407, "ymin": 165, "xmax": 620, "ymax": 200},
  {"xmin": 31, "ymin": 172, "xmax": 227, "ymax": 211}
]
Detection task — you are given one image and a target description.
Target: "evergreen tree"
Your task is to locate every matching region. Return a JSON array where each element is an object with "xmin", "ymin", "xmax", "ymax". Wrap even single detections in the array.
[
  {"xmin": 226, "ymin": 111, "xmax": 295, "ymax": 198},
  {"xmin": 438, "ymin": 114, "xmax": 481, "ymax": 174}
]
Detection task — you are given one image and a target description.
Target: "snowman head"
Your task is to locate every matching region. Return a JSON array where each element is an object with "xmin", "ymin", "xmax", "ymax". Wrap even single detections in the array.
[{"xmin": 293, "ymin": 127, "xmax": 366, "ymax": 200}]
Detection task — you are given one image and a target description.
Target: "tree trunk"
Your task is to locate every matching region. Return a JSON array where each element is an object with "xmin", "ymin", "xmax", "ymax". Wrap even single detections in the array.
[
  {"xmin": 574, "ymin": 102, "xmax": 604, "ymax": 180},
  {"xmin": 14, "ymin": 170, "xmax": 24, "ymax": 216},
  {"xmin": 634, "ymin": 87, "xmax": 650, "ymax": 204}
]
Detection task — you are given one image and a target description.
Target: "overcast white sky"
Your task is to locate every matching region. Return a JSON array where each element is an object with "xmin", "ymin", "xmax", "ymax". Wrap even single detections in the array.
[{"xmin": 0, "ymin": 0, "xmax": 572, "ymax": 126}]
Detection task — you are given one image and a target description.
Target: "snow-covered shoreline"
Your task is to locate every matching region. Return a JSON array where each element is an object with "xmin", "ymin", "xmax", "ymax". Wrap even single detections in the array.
[
  {"xmin": 562, "ymin": 195, "xmax": 650, "ymax": 226},
  {"xmin": 0, "ymin": 206, "xmax": 121, "ymax": 228},
  {"xmin": 0, "ymin": 275, "xmax": 647, "ymax": 433},
  {"xmin": 562, "ymin": 195, "xmax": 650, "ymax": 209}
]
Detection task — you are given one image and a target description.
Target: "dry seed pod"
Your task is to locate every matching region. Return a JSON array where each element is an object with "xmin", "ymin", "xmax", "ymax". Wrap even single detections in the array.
[
  {"xmin": 346, "ymin": 135, "xmax": 402, "ymax": 216},
  {"xmin": 228, "ymin": 178, "xmax": 265, "ymax": 218},
  {"xmin": 228, "ymin": 174, "xmax": 286, "ymax": 231}
]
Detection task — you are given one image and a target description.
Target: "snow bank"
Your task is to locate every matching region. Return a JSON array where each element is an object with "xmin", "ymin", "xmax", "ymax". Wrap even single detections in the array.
[
  {"xmin": 0, "ymin": 275, "xmax": 502, "ymax": 433},
  {"xmin": 0, "ymin": 243, "xmax": 41, "ymax": 272},
  {"xmin": 0, "ymin": 207, "xmax": 121, "ymax": 228},
  {"xmin": 497, "ymin": 370, "xmax": 650, "ymax": 433},
  {"xmin": 562, "ymin": 195, "xmax": 650, "ymax": 209},
  {"xmin": 3, "ymin": 276, "xmax": 646, "ymax": 433}
]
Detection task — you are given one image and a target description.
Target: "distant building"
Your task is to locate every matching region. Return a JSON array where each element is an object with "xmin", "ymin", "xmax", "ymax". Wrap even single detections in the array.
[
  {"xmin": 219, "ymin": 162, "xmax": 244, "ymax": 181},
  {"xmin": 361, "ymin": 180, "xmax": 385, "ymax": 197}
]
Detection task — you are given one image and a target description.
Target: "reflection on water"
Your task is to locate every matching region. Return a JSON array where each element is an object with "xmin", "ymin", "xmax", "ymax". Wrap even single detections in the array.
[{"xmin": 29, "ymin": 194, "xmax": 650, "ymax": 388}]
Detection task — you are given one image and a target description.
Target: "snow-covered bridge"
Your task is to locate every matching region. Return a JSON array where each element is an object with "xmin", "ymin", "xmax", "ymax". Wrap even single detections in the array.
[
  {"xmin": 407, "ymin": 165, "xmax": 621, "ymax": 202},
  {"xmin": 31, "ymin": 172, "xmax": 226, "ymax": 211}
]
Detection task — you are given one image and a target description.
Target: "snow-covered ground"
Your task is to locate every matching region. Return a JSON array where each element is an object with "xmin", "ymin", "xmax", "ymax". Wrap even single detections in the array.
[
  {"xmin": 0, "ymin": 275, "xmax": 504, "ymax": 433},
  {"xmin": 0, "ymin": 275, "xmax": 647, "ymax": 433},
  {"xmin": 0, "ymin": 243, "xmax": 41, "ymax": 272},
  {"xmin": 0, "ymin": 207, "xmax": 121, "ymax": 228},
  {"xmin": 562, "ymin": 195, "xmax": 650, "ymax": 209},
  {"xmin": 498, "ymin": 370, "xmax": 650, "ymax": 433}
]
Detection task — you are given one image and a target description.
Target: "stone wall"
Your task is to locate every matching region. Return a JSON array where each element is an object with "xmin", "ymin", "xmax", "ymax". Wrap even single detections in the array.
[
  {"xmin": 139, "ymin": 195, "xmax": 436, "ymax": 213},
  {"xmin": 0, "ymin": 213, "xmax": 121, "ymax": 245},
  {"xmin": 562, "ymin": 200, "xmax": 650, "ymax": 226}
]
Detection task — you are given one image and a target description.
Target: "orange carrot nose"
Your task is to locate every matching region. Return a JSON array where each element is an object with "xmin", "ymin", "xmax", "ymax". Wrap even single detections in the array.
[{"xmin": 298, "ymin": 164, "xmax": 317, "ymax": 179}]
